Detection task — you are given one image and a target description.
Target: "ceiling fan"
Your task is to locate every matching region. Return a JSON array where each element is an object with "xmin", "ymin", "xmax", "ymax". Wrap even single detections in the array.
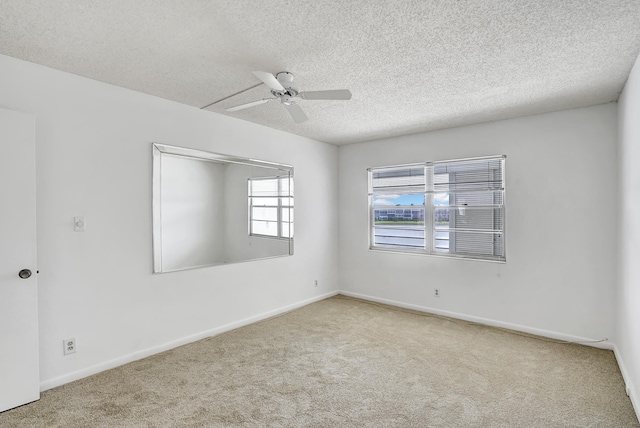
[{"xmin": 226, "ymin": 71, "xmax": 352, "ymax": 123}]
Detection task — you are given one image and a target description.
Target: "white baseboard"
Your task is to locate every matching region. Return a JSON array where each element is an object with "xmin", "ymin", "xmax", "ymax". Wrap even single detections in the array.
[
  {"xmin": 613, "ymin": 345, "xmax": 640, "ymax": 424},
  {"xmin": 40, "ymin": 290, "xmax": 338, "ymax": 392},
  {"xmin": 338, "ymin": 290, "xmax": 614, "ymax": 350}
]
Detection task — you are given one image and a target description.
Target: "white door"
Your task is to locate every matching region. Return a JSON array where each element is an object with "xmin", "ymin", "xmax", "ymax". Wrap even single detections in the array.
[{"xmin": 0, "ymin": 108, "xmax": 39, "ymax": 412}]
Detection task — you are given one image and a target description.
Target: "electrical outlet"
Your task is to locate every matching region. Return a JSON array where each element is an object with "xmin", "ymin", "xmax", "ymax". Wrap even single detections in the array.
[
  {"xmin": 63, "ymin": 338, "xmax": 76, "ymax": 355},
  {"xmin": 434, "ymin": 289, "xmax": 440, "ymax": 297},
  {"xmin": 314, "ymin": 280, "xmax": 318, "ymax": 287}
]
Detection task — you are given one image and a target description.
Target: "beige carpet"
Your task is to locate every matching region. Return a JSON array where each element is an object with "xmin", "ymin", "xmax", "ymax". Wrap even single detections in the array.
[{"xmin": 1, "ymin": 295, "xmax": 638, "ymax": 427}]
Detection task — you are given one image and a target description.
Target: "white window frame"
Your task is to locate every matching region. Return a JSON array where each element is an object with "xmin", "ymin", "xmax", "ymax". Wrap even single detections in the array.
[
  {"xmin": 248, "ymin": 175, "xmax": 294, "ymax": 240},
  {"xmin": 368, "ymin": 155, "xmax": 506, "ymax": 262}
]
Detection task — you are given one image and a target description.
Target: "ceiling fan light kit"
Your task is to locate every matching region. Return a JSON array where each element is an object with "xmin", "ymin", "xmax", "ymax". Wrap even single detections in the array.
[{"xmin": 226, "ymin": 71, "xmax": 352, "ymax": 123}]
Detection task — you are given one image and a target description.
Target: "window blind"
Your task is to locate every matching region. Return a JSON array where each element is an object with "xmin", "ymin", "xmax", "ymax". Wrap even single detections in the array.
[{"xmin": 368, "ymin": 156, "xmax": 505, "ymax": 262}]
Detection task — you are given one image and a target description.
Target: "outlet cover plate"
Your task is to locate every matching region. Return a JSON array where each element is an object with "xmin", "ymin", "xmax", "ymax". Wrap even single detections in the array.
[{"xmin": 63, "ymin": 338, "xmax": 76, "ymax": 355}]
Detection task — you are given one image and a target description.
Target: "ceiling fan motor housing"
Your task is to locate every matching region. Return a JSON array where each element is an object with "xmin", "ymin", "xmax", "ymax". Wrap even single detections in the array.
[
  {"xmin": 280, "ymin": 94, "xmax": 296, "ymax": 105},
  {"xmin": 275, "ymin": 71, "xmax": 298, "ymax": 96}
]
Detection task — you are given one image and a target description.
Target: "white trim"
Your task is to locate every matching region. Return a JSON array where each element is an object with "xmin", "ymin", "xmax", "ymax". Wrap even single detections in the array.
[
  {"xmin": 613, "ymin": 345, "xmax": 640, "ymax": 423},
  {"xmin": 40, "ymin": 291, "xmax": 338, "ymax": 392},
  {"xmin": 338, "ymin": 290, "xmax": 614, "ymax": 350}
]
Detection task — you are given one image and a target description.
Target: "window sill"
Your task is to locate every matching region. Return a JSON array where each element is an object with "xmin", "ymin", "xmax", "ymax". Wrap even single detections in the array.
[{"xmin": 368, "ymin": 246, "xmax": 506, "ymax": 263}]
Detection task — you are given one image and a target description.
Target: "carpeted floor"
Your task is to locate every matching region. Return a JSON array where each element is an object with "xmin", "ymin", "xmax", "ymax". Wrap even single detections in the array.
[{"xmin": 1, "ymin": 295, "xmax": 638, "ymax": 427}]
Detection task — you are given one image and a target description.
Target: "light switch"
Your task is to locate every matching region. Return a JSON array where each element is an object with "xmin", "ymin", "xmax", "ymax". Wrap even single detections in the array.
[{"xmin": 74, "ymin": 216, "xmax": 86, "ymax": 232}]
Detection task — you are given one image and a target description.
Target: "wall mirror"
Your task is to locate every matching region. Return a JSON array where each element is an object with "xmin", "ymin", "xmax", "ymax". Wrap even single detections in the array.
[{"xmin": 152, "ymin": 143, "xmax": 294, "ymax": 273}]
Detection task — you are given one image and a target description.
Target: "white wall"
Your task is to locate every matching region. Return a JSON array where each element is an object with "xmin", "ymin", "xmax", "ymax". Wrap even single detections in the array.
[
  {"xmin": 0, "ymin": 54, "xmax": 339, "ymax": 389},
  {"xmin": 617, "ymin": 53, "xmax": 640, "ymax": 416},
  {"xmin": 159, "ymin": 155, "xmax": 226, "ymax": 270},
  {"xmin": 338, "ymin": 104, "xmax": 618, "ymax": 343}
]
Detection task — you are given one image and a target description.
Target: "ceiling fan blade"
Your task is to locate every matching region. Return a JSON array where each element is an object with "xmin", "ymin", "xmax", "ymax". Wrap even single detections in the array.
[
  {"xmin": 300, "ymin": 89, "xmax": 352, "ymax": 100},
  {"xmin": 283, "ymin": 103, "xmax": 308, "ymax": 123},
  {"xmin": 253, "ymin": 71, "xmax": 285, "ymax": 91},
  {"xmin": 226, "ymin": 98, "xmax": 275, "ymax": 112}
]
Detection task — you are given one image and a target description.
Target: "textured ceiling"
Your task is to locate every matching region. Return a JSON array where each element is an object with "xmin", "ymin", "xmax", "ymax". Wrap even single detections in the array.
[{"xmin": 1, "ymin": 1, "xmax": 639, "ymax": 145}]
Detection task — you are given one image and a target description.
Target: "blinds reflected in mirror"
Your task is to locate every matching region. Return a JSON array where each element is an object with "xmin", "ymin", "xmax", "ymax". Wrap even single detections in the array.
[{"xmin": 248, "ymin": 176, "xmax": 294, "ymax": 239}]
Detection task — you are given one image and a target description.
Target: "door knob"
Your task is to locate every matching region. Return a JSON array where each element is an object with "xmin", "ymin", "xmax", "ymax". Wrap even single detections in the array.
[{"xmin": 18, "ymin": 269, "xmax": 32, "ymax": 279}]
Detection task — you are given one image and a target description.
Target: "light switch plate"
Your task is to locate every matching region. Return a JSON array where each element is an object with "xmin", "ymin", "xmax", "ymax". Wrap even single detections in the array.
[{"xmin": 74, "ymin": 216, "xmax": 85, "ymax": 232}]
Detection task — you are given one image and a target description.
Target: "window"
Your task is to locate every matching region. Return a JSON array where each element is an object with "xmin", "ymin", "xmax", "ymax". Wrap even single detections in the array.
[
  {"xmin": 369, "ymin": 156, "xmax": 505, "ymax": 262},
  {"xmin": 248, "ymin": 176, "xmax": 294, "ymax": 239}
]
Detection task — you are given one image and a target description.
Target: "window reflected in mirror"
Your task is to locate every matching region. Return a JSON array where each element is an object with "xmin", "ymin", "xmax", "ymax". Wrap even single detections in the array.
[{"xmin": 248, "ymin": 176, "xmax": 294, "ymax": 239}]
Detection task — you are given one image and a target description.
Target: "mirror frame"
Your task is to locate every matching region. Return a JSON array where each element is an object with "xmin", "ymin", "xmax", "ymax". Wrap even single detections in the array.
[{"xmin": 152, "ymin": 143, "xmax": 294, "ymax": 273}]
